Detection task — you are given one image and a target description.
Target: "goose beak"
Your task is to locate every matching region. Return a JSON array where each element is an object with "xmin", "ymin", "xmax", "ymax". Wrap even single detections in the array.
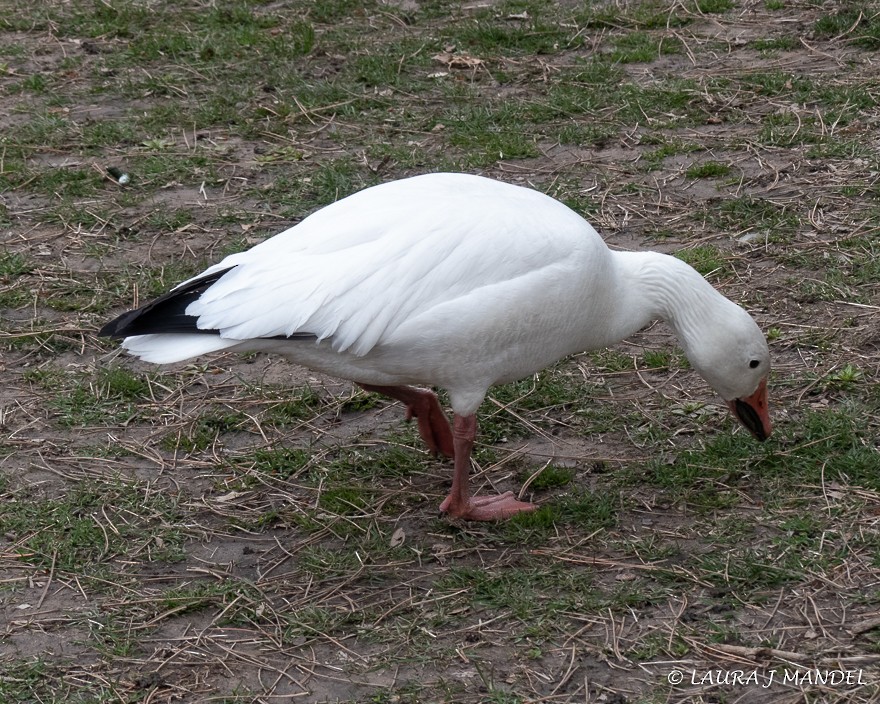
[{"xmin": 727, "ymin": 377, "xmax": 771, "ymax": 441}]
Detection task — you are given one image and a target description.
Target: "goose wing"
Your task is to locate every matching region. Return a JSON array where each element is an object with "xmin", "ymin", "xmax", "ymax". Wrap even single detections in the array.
[{"xmin": 181, "ymin": 174, "xmax": 593, "ymax": 356}]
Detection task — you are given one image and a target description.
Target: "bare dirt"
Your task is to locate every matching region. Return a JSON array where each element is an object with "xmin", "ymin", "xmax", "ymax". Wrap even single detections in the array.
[{"xmin": 2, "ymin": 2, "xmax": 880, "ymax": 703}]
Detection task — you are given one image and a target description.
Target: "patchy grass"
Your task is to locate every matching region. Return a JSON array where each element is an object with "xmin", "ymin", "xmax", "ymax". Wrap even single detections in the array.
[
  {"xmin": 814, "ymin": 6, "xmax": 880, "ymax": 49},
  {"xmin": 0, "ymin": 475, "xmax": 186, "ymax": 573},
  {"xmin": 685, "ymin": 161, "xmax": 731, "ymax": 179},
  {"xmin": 1, "ymin": 0, "xmax": 878, "ymax": 703},
  {"xmin": 674, "ymin": 244, "xmax": 731, "ymax": 278}
]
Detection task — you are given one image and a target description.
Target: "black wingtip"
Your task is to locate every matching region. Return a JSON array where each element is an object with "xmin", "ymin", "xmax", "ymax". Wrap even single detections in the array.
[
  {"xmin": 99, "ymin": 310, "xmax": 140, "ymax": 338},
  {"xmin": 98, "ymin": 267, "xmax": 235, "ymax": 339}
]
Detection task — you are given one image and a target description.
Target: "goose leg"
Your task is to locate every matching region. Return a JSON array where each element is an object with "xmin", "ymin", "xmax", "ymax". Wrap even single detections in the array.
[
  {"xmin": 357, "ymin": 384, "xmax": 455, "ymax": 458},
  {"xmin": 439, "ymin": 414, "xmax": 537, "ymax": 521}
]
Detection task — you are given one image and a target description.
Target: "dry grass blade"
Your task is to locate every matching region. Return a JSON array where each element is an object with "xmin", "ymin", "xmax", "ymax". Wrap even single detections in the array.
[{"xmin": 0, "ymin": 0, "xmax": 878, "ymax": 702}]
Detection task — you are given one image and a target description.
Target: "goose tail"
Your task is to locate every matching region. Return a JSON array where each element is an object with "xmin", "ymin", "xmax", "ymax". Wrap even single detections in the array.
[
  {"xmin": 99, "ymin": 267, "xmax": 240, "ymax": 364},
  {"xmin": 120, "ymin": 333, "xmax": 240, "ymax": 364}
]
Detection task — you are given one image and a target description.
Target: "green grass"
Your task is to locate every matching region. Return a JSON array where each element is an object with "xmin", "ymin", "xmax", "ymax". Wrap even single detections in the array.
[
  {"xmin": 781, "ymin": 237, "xmax": 879, "ymax": 303},
  {"xmin": 674, "ymin": 244, "xmax": 730, "ymax": 277},
  {"xmin": 814, "ymin": 6, "xmax": 880, "ymax": 49},
  {"xmin": 0, "ymin": 476, "xmax": 185, "ymax": 573},
  {"xmin": 610, "ymin": 31, "xmax": 682, "ymax": 63},
  {"xmin": 160, "ymin": 410, "xmax": 247, "ymax": 454},
  {"xmin": 520, "ymin": 464, "xmax": 574, "ymax": 490},
  {"xmin": 240, "ymin": 445, "xmax": 312, "ymax": 480},
  {"xmin": 2, "ymin": 0, "xmax": 880, "ymax": 701},
  {"xmin": 436, "ymin": 562, "xmax": 605, "ymax": 624},
  {"xmin": 750, "ymin": 36, "xmax": 799, "ymax": 53},
  {"xmin": 259, "ymin": 385, "xmax": 325, "ymax": 425},
  {"xmin": 0, "ymin": 660, "xmax": 121, "ymax": 703},
  {"xmin": 642, "ymin": 137, "xmax": 703, "ymax": 170},
  {"xmin": 642, "ymin": 348, "xmax": 684, "ymax": 369},
  {"xmin": 0, "ymin": 250, "xmax": 32, "ymax": 278},
  {"xmin": 648, "ymin": 402, "xmax": 880, "ymax": 497},
  {"xmin": 444, "ymin": 15, "xmax": 578, "ymax": 55},
  {"xmin": 481, "ymin": 365, "xmax": 601, "ymax": 442},
  {"xmin": 23, "ymin": 365, "xmax": 158, "ymax": 427},
  {"xmin": 444, "ymin": 103, "xmax": 541, "ymax": 167},
  {"xmin": 694, "ymin": 0, "xmax": 734, "ymax": 12},
  {"xmin": 498, "ymin": 489, "xmax": 620, "ymax": 543},
  {"xmin": 318, "ymin": 485, "xmax": 375, "ymax": 515},
  {"xmin": 575, "ymin": 1, "xmax": 693, "ymax": 29},
  {"xmin": 709, "ymin": 195, "xmax": 800, "ymax": 239},
  {"xmin": 685, "ymin": 161, "xmax": 731, "ymax": 179}
]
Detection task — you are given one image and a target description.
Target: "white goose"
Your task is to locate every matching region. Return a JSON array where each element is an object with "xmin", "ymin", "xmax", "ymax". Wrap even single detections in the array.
[{"xmin": 101, "ymin": 173, "xmax": 772, "ymax": 521}]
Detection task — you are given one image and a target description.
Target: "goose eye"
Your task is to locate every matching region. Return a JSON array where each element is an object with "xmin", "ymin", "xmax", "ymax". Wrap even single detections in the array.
[{"xmin": 749, "ymin": 359, "xmax": 760, "ymax": 369}]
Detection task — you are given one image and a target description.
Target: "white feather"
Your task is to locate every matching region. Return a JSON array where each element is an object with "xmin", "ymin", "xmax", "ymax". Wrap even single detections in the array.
[
  {"xmin": 122, "ymin": 334, "xmax": 240, "ymax": 364},
  {"xmin": 182, "ymin": 174, "xmax": 584, "ymax": 356}
]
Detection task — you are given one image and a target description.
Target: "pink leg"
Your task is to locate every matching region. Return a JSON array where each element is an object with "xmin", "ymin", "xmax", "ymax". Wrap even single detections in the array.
[
  {"xmin": 439, "ymin": 414, "xmax": 537, "ymax": 521},
  {"xmin": 358, "ymin": 384, "xmax": 454, "ymax": 458}
]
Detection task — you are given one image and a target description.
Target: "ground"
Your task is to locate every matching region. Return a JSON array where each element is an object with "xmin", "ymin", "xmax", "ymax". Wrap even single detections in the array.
[{"xmin": 1, "ymin": 1, "xmax": 879, "ymax": 702}]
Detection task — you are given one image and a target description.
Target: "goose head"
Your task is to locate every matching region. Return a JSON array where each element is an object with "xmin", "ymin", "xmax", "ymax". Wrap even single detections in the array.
[{"xmin": 683, "ymin": 303, "xmax": 772, "ymax": 441}]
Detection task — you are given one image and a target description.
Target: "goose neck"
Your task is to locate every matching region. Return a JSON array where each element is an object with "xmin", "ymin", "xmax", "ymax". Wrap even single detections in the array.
[{"xmin": 614, "ymin": 250, "xmax": 724, "ymax": 347}]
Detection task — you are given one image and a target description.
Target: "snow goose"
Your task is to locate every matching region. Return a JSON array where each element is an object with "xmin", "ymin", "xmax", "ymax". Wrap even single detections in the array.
[{"xmin": 100, "ymin": 173, "xmax": 772, "ymax": 521}]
